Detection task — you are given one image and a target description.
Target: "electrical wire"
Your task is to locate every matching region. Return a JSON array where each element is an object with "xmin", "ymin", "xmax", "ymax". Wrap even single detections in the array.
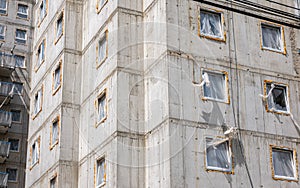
[{"xmin": 226, "ymin": 1, "xmax": 254, "ymax": 187}]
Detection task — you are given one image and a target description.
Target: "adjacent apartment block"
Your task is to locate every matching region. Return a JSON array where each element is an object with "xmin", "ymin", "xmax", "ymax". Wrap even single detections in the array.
[
  {"xmin": 26, "ymin": 0, "xmax": 300, "ymax": 188},
  {"xmin": 0, "ymin": 0, "xmax": 33, "ymax": 187}
]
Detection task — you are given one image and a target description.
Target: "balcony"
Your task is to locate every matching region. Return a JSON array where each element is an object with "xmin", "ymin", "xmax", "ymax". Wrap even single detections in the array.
[
  {"xmin": 0, "ymin": 111, "xmax": 12, "ymax": 133},
  {"xmin": 0, "ymin": 141, "xmax": 10, "ymax": 163},
  {"xmin": 0, "ymin": 82, "xmax": 15, "ymax": 104},
  {"xmin": 0, "ymin": 172, "xmax": 8, "ymax": 188},
  {"xmin": 0, "ymin": 52, "xmax": 15, "ymax": 77}
]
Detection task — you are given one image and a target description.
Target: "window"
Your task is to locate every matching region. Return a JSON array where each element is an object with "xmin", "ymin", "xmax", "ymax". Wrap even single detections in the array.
[
  {"xmin": 17, "ymin": 4, "xmax": 28, "ymax": 19},
  {"xmin": 96, "ymin": 90, "xmax": 107, "ymax": 125},
  {"xmin": 50, "ymin": 176, "xmax": 57, "ymax": 188},
  {"xmin": 33, "ymin": 88, "xmax": 43, "ymax": 117},
  {"xmin": 96, "ymin": 158, "xmax": 106, "ymax": 187},
  {"xmin": 8, "ymin": 138, "xmax": 19, "ymax": 152},
  {"xmin": 11, "ymin": 110, "xmax": 21, "ymax": 122},
  {"xmin": 55, "ymin": 14, "xmax": 63, "ymax": 43},
  {"xmin": 15, "ymin": 29, "xmax": 27, "ymax": 44},
  {"xmin": 205, "ymin": 138, "xmax": 232, "ymax": 173},
  {"xmin": 261, "ymin": 23, "xmax": 285, "ymax": 53},
  {"xmin": 0, "ymin": 25, "xmax": 5, "ymax": 40},
  {"xmin": 37, "ymin": 40, "xmax": 45, "ymax": 68},
  {"xmin": 13, "ymin": 82, "xmax": 23, "ymax": 94},
  {"xmin": 52, "ymin": 62, "xmax": 61, "ymax": 94},
  {"xmin": 271, "ymin": 146, "xmax": 298, "ymax": 181},
  {"xmin": 6, "ymin": 168, "xmax": 17, "ymax": 182},
  {"xmin": 96, "ymin": 0, "xmax": 108, "ymax": 13},
  {"xmin": 264, "ymin": 81, "xmax": 289, "ymax": 114},
  {"xmin": 15, "ymin": 55, "xmax": 25, "ymax": 68},
  {"xmin": 96, "ymin": 31, "xmax": 108, "ymax": 67},
  {"xmin": 199, "ymin": 9, "xmax": 225, "ymax": 41},
  {"xmin": 50, "ymin": 117, "xmax": 59, "ymax": 149},
  {"xmin": 39, "ymin": 0, "xmax": 47, "ymax": 23},
  {"xmin": 31, "ymin": 138, "xmax": 40, "ymax": 167},
  {"xmin": 0, "ymin": 0, "xmax": 7, "ymax": 14},
  {"xmin": 202, "ymin": 70, "xmax": 229, "ymax": 103}
]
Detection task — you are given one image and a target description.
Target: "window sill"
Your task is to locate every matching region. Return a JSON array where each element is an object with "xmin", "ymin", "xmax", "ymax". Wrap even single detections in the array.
[
  {"xmin": 261, "ymin": 46, "xmax": 286, "ymax": 55},
  {"xmin": 52, "ymin": 85, "xmax": 61, "ymax": 96},
  {"xmin": 206, "ymin": 166, "xmax": 234, "ymax": 174},
  {"xmin": 199, "ymin": 33, "xmax": 226, "ymax": 43},
  {"xmin": 16, "ymin": 16, "xmax": 29, "ymax": 21},
  {"xmin": 10, "ymin": 150, "xmax": 20, "ymax": 153},
  {"xmin": 37, "ymin": 15, "xmax": 47, "ymax": 28},
  {"xmin": 54, "ymin": 34, "xmax": 63, "ymax": 45},
  {"xmin": 32, "ymin": 109, "xmax": 42, "ymax": 120},
  {"xmin": 95, "ymin": 116, "xmax": 107, "ymax": 128},
  {"xmin": 96, "ymin": 0, "xmax": 108, "ymax": 14},
  {"xmin": 29, "ymin": 160, "xmax": 39, "ymax": 171},
  {"xmin": 202, "ymin": 97, "xmax": 230, "ymax": 104},
  {"xmin": 272, "ymin": 175, "xmax": 298, "ymax": 182},
  {"xmin": 96, "ymin": 56, "xmax": 107, "ymax": 69},
  {"xmin": 49, "ymin": 140, "xmax": 59, "ymax": 150},
  {"xmin": 35, "ymin": 60, "xmax": 45, "ymax": 72},
  {"xmin": 96, "ymin": 182, "xmax": 106, "ymax": 188},
  {"xmin": 266, "ymin": 108, "xmax": 290, "ymax": 116},
  {"xmin": 14, "ymin": 41, "xmax": 27, "ymax": 46}
]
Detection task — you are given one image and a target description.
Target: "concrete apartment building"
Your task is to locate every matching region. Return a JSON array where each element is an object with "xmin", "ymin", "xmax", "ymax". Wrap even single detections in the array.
[
  {"xmin": 0, "ymin": 0, "xmax": 33, "ymax": 187},
  {"xmin": 26, "ymin": 0, "xmax": 300, "ymax": 188}
]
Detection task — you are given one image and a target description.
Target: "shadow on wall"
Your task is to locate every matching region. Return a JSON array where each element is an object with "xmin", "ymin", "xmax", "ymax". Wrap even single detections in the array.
[{"xmin": 201, "ymin": 101, "xmax": 225, "ymax": 127}]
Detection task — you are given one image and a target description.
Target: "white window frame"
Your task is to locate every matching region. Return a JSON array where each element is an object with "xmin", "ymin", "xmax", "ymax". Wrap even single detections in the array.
[
  {"xmin": 95, "ymin": 89, "xmax": 107, "ymax": 127},
  {"xmin": 6, "ymin": 168, "xmax": 18, "ymax": 182},
  {"xmin": 0, "ymin": 0, "xmax": 7, "ymax": 15},
  {"xmin": 39, "ymin": 0, "xmax": 47, "ymax": 25},
  {"xmin": 205, "ymin": 137, "xmax": 233, "ymax": 173},
  {"xmin": 270, "ymin": 146, "xmax": 298, "ymax": 181},
  {"xmin": 261, "ymin": 22, "xmax": 285, "ymax": 54},
  {"xmin": 8, "ymin": 138, "xmax": 19, "ymax": 152},
  {"xmin": 50, "ymin": 116, "xmax": 59, "ymax": 150},
  {"xmin": 52, "ymin": 61, "xmax": 62, "ymax": 95},
  {"xmin": 201, "ymin": 69, "xmax": 229, "ymax": 104},
  {"xmin": 10, "ymin": 109, "xmax": 22, "ymax": 123},
  {"xmin": 55, "ymin": 12, "xmax": 64, "ymax": 44},
  {"xmin": 33, "ymin": 86, "xmax": 43, "ymax": 118},
  {"xmin": 296, "ymin": 0, "xmax": 300, "ymax": 16},
  {"xmin": 30, "ymin": 137, "xmax": 40, "ymax": 168},
  {"xmin": 199, "ymin": 8, "xmax": 225, "ymax": 41},
  {"xmin": 0, "ymin": 24, "xmax": 5, "ymax": 40},
  {"xmin": 96, "ymin": 30, "xmax": 108, "ymax": 68},
  {"xmin": 95, "ymin": 157, "xmax": 106, "ymax": 188},
  {"xmin": 15, "ymin": 54, "xmax": 26, "ymax": 68},
  {"xmin": 36, "ymin": 39, "xmax": 45, "ymax": 70},
  {"xmin": 17, "ymin": 4, "xmax": 28, "ymax": 19},
  {"xmin": 264, "ymin": 81, "xmax": 290, "ymax": 114},
  {"xmin": 15, "ymin": 29, "xmax": 27, "ymax": 44}
]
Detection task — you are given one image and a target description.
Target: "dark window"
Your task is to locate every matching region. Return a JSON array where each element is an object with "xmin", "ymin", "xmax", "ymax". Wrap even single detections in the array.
[{"xmin": 8, "ymin": 138, "xmax": 19, "ymax": 151}]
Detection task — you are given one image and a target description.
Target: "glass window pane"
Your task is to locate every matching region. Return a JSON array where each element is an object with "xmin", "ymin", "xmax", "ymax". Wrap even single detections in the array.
[
  {"xmin": 267, "ymin": 83, "xmax": 288, "ymax": 112},
  {"xmin": 98, "ymin": 94, "xmax": 106, "ymax": 122},
  {"xmin": 8, "ymin": 139, "xmax": 19, "ymax": 151},
  {"xmin": 96, "ymin": 158, "xmax": 105, "ymax": 186},
  {"xmin": 56, "ymin": 17, "xmax": 63, "ymax": 38},
  {"xmin": 50, "ymin": 177, "xmax": 56, "ymax": 188},
  {"xmin": 272, "ymin": 149, "xmax": 295, "ymax": 178},
  {"xmin": 200, "ymin": 10, "xmax": 222, "ymax": 38},
  {"xmin": 203, "ymin": 71, "xmax": 226, "ymax": 101},
  {"xmin": 52, "ymin": 121, "xmax": 58, "ymax": 144},
  {"xmin": 11, "ymin": 110, "xmax": 21, "ymax": 122},
  {"xmin": 6, "ymin": 169, "xmax": 17, "ymax": 181},
  {"xmin": 15, "ymin": 55, "xmax": 25, "ymax": 67},
  {"xmin": 206, "ymin": 138, "xmax": 231, "ymax": 171},
  {"xmin": 262, "ymin": 24, "xmax": 282, "ymax": 51},
  {"xmin": 54, "ymin": 67, "xmax": 61, "ymax": 90},
  {"xmin": 98, "ymin": 36, "xmax": 107, "ymax": 64},
  {"xmin": 0, "ymin": 0, "xmax": 6, "ymax": 10}
]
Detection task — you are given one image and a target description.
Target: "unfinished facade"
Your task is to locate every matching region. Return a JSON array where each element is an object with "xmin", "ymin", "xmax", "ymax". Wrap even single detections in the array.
[
  {"xmin": 26, "ymin": 0, "xmax": 300, "ymax": 188},
  {"xmin": 0, "ymin": 0, "xmax": 33, "ymax": 187}
]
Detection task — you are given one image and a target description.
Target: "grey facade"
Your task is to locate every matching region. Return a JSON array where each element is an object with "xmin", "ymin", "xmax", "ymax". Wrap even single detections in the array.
[
  {"xmin": 0, "ymin": 0, "xmax": 33, "ymax": 188},
  {"xmin": 26, "ymin": 0, "xmax": 300, "ymax": 188}
]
